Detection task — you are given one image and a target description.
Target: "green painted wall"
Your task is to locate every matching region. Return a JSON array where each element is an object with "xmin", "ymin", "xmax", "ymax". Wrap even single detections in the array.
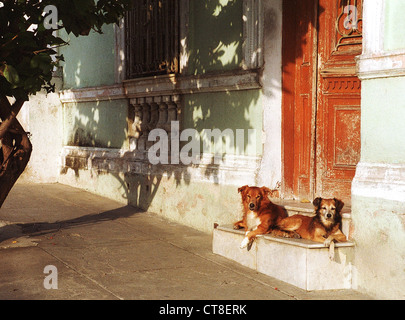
[
  {"xmin": 188, "ymin": 0, "xmax": 243, "ymax": 74},
  {"xmin": 384, "ymin": 0, "xmax": 405, "ymax": 51},
  {"xmin": 61, "ymin": 25, "xmax": 116, "ymax": 89},
  {"xmin": 352, "ymin": 0, "xmax": 405, "ymax": 298},
  {"xmin": 63, "ymin": 100, "xmax": 128, "ymax": 149},
  {"xmin": 183, "ymin": 90, "xmax": 263, "ymax": 156},
  {"xmin": 184, "ymin": 0, "xmax": 260, "ymax": 157},
  {"xmin": 352, "ymin": 194, "xmax": 405, "ymax": 299},
  {"xmin": 361, "ymin": 77, "xmax": 405, "ymax": 164}
]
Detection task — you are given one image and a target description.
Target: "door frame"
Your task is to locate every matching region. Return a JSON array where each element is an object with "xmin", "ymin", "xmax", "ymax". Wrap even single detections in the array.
[{"xmin": 281, "ymin": 0, "xmax": 319, "ymax": 200}]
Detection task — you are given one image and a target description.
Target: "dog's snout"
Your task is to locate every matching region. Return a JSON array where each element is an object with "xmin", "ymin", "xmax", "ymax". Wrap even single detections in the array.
[
  {"xmin": 326, "ymin": 213, "xmax": 332, "ymax": 219},
  {"xmin": 249, "ymin": 203, "xmax": 255, "ymax": 210}
]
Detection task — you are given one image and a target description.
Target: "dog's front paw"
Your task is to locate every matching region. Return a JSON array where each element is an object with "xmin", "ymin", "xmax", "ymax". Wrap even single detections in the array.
[
  {"xmin": 240, "ymin": 237, "xmax": 250, "ymax": 249},
  {"xmin": 292, "ymin": 232, "xmax": 301, "ymax": 239},
  {"xmin": 323, "ymin": 238, "xmax": 332, "ymax": 247}
]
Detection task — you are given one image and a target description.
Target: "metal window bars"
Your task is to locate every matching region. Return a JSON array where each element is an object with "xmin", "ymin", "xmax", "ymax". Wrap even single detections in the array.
[{"xmin": 125, "ymin": 0, "xmax": 180, "ymax": 79}]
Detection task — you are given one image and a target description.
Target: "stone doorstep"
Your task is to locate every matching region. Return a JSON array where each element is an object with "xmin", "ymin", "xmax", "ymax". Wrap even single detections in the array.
[{"xmin": 213, "ymin": 225, "xmax": 355, "ymax": 291}]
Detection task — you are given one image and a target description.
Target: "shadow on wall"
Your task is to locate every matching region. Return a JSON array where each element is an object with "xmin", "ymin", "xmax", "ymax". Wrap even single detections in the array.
[
  {"xmin": 188, "ymin": 0, "xmax": 243, "ymax": 74},
  {"xmin": 63, "ymin": 100, "xmax": 128, "ymax": 150},
  {"xmin": 59, "ymin": 0, "xmax": 323, "ymax": 216}
]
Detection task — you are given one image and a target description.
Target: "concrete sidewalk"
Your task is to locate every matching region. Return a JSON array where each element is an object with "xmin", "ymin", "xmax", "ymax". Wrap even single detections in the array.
[{"xmin": 0, "ymin": 183, "xmax": 371, "ymax": 300}]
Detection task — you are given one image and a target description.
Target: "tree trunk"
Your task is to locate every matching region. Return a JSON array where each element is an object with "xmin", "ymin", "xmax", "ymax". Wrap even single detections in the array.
[{"xmin": 0, "ymin": 95, "xmax": 32, "ymax": 208}]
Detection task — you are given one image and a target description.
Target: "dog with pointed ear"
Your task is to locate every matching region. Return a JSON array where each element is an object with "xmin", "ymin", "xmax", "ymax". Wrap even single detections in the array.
[
  {"xmin": 276, "ymin": 197, "xmax": 347, "ymax": 248},
  {"xmin": 313, "ymin": 197, "xmax": 344, "ymax": 212},
  {"xmin": 312, "ymin": 197, "xmax": 345, "ymax": 232},
  {"xmin": 234, "ymin": 185, "xmax": 287, "ymax": 249}
]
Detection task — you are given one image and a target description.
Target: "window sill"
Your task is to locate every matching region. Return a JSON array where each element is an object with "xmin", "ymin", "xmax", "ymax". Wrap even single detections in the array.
[
  {"xmin": 124, "ymin": 69, "xmax": 262, "ymax": 98},
  {"xmin": 59, "ymin": 70, "xmax": 262, "ymax": 103}
]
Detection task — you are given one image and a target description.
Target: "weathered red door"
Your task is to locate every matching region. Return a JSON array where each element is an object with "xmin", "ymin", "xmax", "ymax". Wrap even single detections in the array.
[
  {"xmin": 282, "ymin": 0, "xmax": 318, "ymax": 200},
  {"xmin": 316, "ymin": 0, "xmax": 362, "ymax": 202},
  {"xmin": 282, "ymin": 0, "xmax": 362, "ymax": 202}
]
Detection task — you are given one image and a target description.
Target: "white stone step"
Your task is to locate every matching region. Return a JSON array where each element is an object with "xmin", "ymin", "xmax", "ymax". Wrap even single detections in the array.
[{"xmin": 213, "ymin": 225, "xmax": 355, "ymax": 291}]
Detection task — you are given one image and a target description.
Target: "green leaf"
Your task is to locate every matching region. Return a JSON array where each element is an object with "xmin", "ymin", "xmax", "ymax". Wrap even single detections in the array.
[
  {"xmin": 2, "ymin": 64, "xmax": 20, "ymax": 86},
  {"xmin": 30, "ymin": 53, "xmax": 52, "ymax": 72}
]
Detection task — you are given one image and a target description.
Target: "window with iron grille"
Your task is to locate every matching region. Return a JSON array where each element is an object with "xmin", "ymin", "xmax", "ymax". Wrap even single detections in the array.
[{"xmin": 125, "ymin": 0, "xmax": 180, "ymax": 79}]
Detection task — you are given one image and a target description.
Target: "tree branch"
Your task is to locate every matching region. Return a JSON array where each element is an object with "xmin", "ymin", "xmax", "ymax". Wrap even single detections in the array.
[{"xmin": 0, "ymin": 95, "xmax": 26, "ymax": 140}]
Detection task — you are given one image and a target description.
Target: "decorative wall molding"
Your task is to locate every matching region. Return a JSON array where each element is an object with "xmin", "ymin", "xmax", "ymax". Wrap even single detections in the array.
[
  {"xmin": 59, "ymin": 84, "xmax": 126, "ymax": 104},
  {"xmin": 61, "ymin": 146, "xmax": 261, "ymax": 186},
  {"xmin": 362, "ymin": 0, "xmax": 385, "ymax": 56},
  {"xmin": 124, "ymin": 70, "xmax": 261, "ymax": 98},
  {"xmin": 127, "ymin": 94, "xmax": 182, "ymax": 153},
  {"xmin": 323, "ymin": 77, "xmax": 362, "ymax": 93},
  {"xmin": 357, "ymin": 50, "xmax": 405, "ymax": 80},
  {"xmin": 114, "ymin": 18, "xmax": 126, "ymax": 84},
  {"xmin": 59, "ymin": 70, "xmax": 261, "ymax": 103},
  {"xmin": 352, "ymin": 162, "xmax": 405, "ymax": 202},
  {"xmin": 242, "ymin": 0, "xmax": 264, "ymax": 70},
  {"xmin": 355, "ymin": 0, "xmax": 405, "ymax": 80}
]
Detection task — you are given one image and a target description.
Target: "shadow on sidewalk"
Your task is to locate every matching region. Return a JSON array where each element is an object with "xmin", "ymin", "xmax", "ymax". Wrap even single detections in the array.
[{"xmin": 0, "ymin": 205, "xmax": 142, "ymax": 243}]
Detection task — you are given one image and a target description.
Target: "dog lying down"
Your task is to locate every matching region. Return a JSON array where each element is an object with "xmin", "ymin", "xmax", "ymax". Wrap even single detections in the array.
[
  {"xmin": 274, "ymin": 197, "xmax": 348, "ymax": 259},
  {"xmin": 234, "ymin": 186, "xmax": 348, "ymax": 259},
  {"xmin": 274, "ymin": 197, "xmax": 347, "ymax": 246},
  {"xmin": 234, "ymin": 185, "xmax": 288, "ymax": 250}
]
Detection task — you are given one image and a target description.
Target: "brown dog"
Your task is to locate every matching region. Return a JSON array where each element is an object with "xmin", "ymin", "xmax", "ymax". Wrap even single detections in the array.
[
  {"xmin": 234, "ymin": 185, "xmax": 287, "ymax": 249},
  {"xmin": 276, "ymin": 197, "xmax": 347, "ymax": 246}
]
